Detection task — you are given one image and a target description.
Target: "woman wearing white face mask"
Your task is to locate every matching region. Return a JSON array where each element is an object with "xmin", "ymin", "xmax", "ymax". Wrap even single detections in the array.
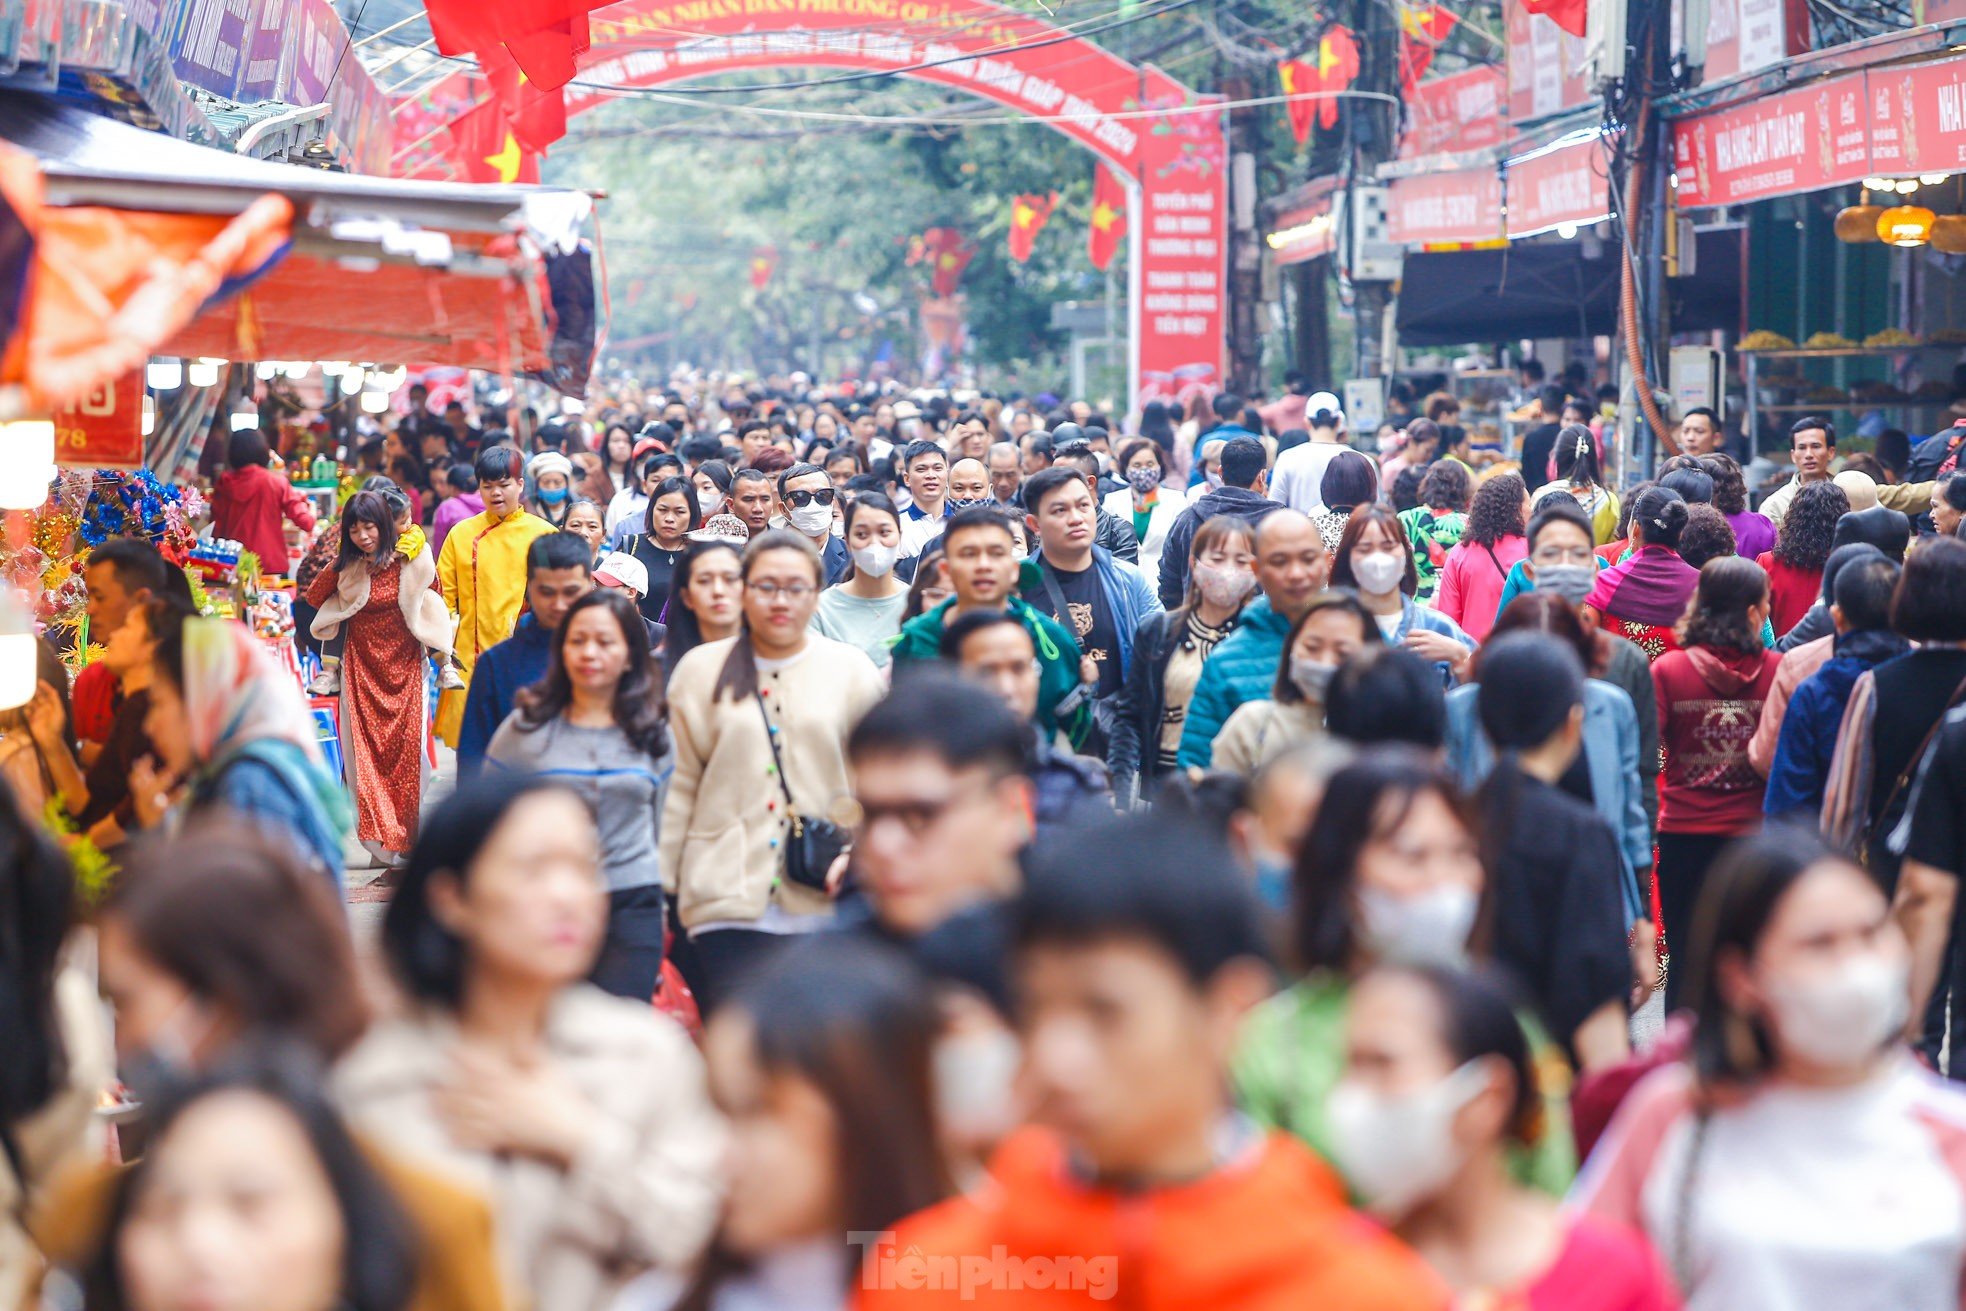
[
  {"xmin": 1330, "ymin": 504, "xmax": 1476, "ymax": 686},
  {"xmin": 813, "ymin": 494, "xmax": 909, "ymax": 669},
  {"xmin": 1576, "ymin": 829, "xmax": 1966, "ymax": 1311},
  {"xmin": 1106, "ymin": 516, "xmax": 1258, "ymax": 802},
  {"xmin": 1234, "ymin": 752, "xmax": 1579, "ymax": 1196},
  {"xmin": 1332, "ymin": 964, "xmax": 1677, "ymax": 1309},
  {"xmin": 1212, "ymin": 592, "xmax": 1380, "ymax": 778}
]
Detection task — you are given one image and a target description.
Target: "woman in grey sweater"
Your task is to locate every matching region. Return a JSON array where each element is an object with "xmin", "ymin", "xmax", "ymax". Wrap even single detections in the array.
[{"xmin": 488, "ymin": 588, "xmax": 671, "ymax": 1002}]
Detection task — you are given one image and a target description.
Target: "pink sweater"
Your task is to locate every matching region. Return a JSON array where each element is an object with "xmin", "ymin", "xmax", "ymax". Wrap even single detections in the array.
[{"xmin": 1434, "ymin": 534, "xmax": 1526, "ymax": 640}]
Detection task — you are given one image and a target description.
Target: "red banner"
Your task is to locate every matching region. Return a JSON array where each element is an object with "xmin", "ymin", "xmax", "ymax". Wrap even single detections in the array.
[
  {"xmin": 1696, "ymin": 0, "xmax": 1811, "ymax": 83},
  {"xmin": 1400, "ymin": 66, "xmax": 1506, "ymax": 160},
  {"xmin": 1671, "ymin": 72, "xmax": 1868, "ymax": 208},
  {"xmin": 1388, "ymin": 166, "xmax": 1504, "ymax": 246},
  {"xmin": 1506, "ymin": 0, "xmax": 1592, "ymax": 123},
  {"xmin": 1506, "ymin": 137, "xmax": 1613, "ymax": 238},
  {"xmin": 54, "ymin": 373, "xmax": 143, "ymax": 469},
  {"xmin": 1868, "ymin": 54, "xmax": 1966, "ymax": 176},
  {"xmin": 1266, "ymin": 192, "xmax": 1337, "ymax": 266}
]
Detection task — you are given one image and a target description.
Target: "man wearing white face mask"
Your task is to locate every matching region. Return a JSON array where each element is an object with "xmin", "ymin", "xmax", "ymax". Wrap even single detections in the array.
[
  {"xmin": 1331, "ymin": 964, "xmax": 1679, "ymax": 1308},
  {"xmin": 1578, "ymin": 830, "xmax": 1966, "ymax": 1311},
  {"xmin": 776, "ymin": 462, "xmax": 850, "ymax": 585}
]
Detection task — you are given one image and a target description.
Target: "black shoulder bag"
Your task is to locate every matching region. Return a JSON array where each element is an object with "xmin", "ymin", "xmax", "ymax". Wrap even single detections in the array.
[{"xmin": 756, "ymin": 691, "xmax": 849, "ymax": 890}]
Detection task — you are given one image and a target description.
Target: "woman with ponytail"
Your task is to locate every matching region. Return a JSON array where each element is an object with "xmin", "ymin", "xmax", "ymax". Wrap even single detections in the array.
[
  {"xmin": 1534, "ymin": 425, "xmax": 1620, "ymax": 545},
  {"xmin": 1582, "ymin": 486, "xmax": 1698, "ymax": 661},
  {"xmin": 1467, "ymin": 632, "xmax": 1634, "ymax": 1071},
  {"xmin": 660, "ymin": 530, "xmax": 885, "ymax": 1011}
]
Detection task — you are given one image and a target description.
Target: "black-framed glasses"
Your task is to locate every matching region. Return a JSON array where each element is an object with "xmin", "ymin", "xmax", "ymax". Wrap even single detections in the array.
[{"xmin": 785, "ymin": 488, "xmax": 837, "ymax": 509}]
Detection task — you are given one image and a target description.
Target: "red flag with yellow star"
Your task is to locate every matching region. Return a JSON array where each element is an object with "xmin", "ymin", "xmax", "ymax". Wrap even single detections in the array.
[
  {"xmin": 1397, "ymin": 4, "xmax": 1458, "ymax": 88},
  {"xmin": 481, "ymin": 45, "xmax": 568, "ymax": 151},
  {"xmin": 1007, "ymin": 192, "xmax": 1058, "ymax": 263},
  {"xmin": 1277, "ymin": 58, "xmax": 1317, "ymax": 145},
  {"xmin": 1306, "ymin": 25, "xmax": 1360, "ymax": 131},
  {"xmin": 915, "ymin": 227, "xmax": 973, "ymax": 297},
  {"xmin": 1088, "ymin": 164, "xmax": 1126, "ymax": 270},
  {"xmin": 445, "ymin": 101, "xmax": 539, "ymax": 184},
  {"xmin": 750, "ymin": 246, "xmax": 778, "ymax": 290}
]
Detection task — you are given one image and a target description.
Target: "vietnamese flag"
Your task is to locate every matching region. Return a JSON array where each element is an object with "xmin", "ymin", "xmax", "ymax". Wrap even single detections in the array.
[
  {"xmin": 1397, "ymin": 4, "xmax": 1458, "ymax": 88},
  {"xmin": 1523, "ymin": 0, "xmax": 1588, "ymax": 38},
  {"xmin": 1277, "ymin": 58, "xmax": 1317, "ymax": 145},
  {"xmin": 750, "ymin": 246, "xmax": 777, "ymax": 289},
  {"xmin": 918, "ymin": 228, "xmax": 973, "ymax": 296},
  {"xmin": 1007, "ymin": 192, "xmax": 1058, "ymax": 263},
  {"xmin": 1088, "ymin": 164, "xmax": 1126, "ymax": 271},
  {"xmin": 445, "ymin": 101, "xmax": 539, "ymax": 184},
  {"xmin": 502, "ymin": 14, "xmax": 588, "ymax": 92},
  {"xmin": 1309, "ymin": 26, "xmax": 1360, "ymax": 131},
  {"xmin": 481, "ymin": 45, "xmax": 568, "ymax": 151}
]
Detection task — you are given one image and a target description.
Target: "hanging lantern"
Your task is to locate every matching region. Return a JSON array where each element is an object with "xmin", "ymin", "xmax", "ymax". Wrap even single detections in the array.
[
  {"xmin": 0, "ymin": 587, "xmax": 34, "ymax": 712},
  {"xmin": 1835, "ymin": 203, "xmax": 1885, "ymax": 242},
  {"xmin": 1932, "ymin": 215, "xmax": 1966, "ymax": 255},
  {"xmin": 1877, "ymin": 205, "xmax": 1937, "ymax": 247},
  {"xmin": 0, "ymin": 419, "xmax": 55, "ymax": 510}
]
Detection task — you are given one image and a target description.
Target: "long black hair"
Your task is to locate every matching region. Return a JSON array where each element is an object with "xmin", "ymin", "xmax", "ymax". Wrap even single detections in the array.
[
  {"xmin": 1472, "ymin": 632, "xmax": 1585, "ymax": 881},
  {"xmin": 84, "ymin": 1041, "xmax": 419, "ymax": 1311},
  {"xmin": 662, "ymin": 539, "xmax": 746, "ymax": 684},
  {"xmin": 1552, "ymin": 424, "xmax": 1602, "ymax": 489},
  {"xmin": 0, "ymin": 776, "xmax": 73, "ymax": 1130},
  {"xmin": 336, "ymin": 490, "xmax": 397, "ymax": 570},
  {"xmin": 642, "ymin": 474, "xmax": 702, "ymax": 540},
  {"xmin": 514, "ymin": 589, "xmax": 668, "ymax": 758}
]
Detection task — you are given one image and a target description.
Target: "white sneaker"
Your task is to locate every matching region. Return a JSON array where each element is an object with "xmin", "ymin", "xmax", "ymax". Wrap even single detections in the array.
[
  {"xmin": 437, "ymin": 663, "xmax": 466, "ymax": 690},
  {"xmin": 307, "ymin": 667, "xmax": 341, "ymax": 696}
]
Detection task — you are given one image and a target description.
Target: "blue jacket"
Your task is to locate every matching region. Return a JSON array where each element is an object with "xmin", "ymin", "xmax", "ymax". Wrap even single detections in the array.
[
  {"xmin": 1445, "ymin": 678, "xmax": 1649, "ymax": 921},
  {"xmin": 1765, "ymin": 629, "xmax": 1914, "ymax": 818},
  {"xmin": 1177, "ymin": 597, "xmax": 1291, "ymax": 768},
  {"xmin": 457, "ymin": 613, "xmax": 554, "ymax": 778},
  {"xmin": 1385, "ymin": 595, "xmax": 1477, "ymax": 685},
  {"xmin": 1033, "ymin": 546, "xmax": 1162, "ymax": 677}
]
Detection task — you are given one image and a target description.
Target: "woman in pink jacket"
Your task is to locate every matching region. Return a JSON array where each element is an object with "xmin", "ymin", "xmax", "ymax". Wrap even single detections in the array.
[
  {"xmin": 1434, "ymin": 472, "xmax": 1528, "ymax": 641},
  {"xmin": 210, "ymin": 429, "xmax": 315, "ymax": 573}
]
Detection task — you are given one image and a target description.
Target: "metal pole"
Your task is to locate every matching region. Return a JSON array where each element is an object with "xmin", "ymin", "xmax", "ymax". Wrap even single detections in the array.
[
  {"xmin": 366, "ymin": 37, "xmax": 437, "ymax": 80},
  {"xmin": 352, "ymin": 12, "xmax": 425, "ymax": 48}
]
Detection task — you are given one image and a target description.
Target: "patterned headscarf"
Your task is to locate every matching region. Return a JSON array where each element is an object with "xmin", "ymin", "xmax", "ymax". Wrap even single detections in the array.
[{"xmin": 180, "ymin": 617, "xmax": 324, "ymax": 767}]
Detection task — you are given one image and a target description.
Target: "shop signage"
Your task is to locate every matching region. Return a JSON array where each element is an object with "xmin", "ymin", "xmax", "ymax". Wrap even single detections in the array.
[
  {"xmin": 1696, "ymin": 0, "xmax": 1811, "ymax": 84},
  {"xmin": 1388, "ymin": 166, "xmax": 1504, "ymax": 246},
  {"xmin": 1267, "ymin": 196, "xmax": 1337, "ymax": 266},
  {"xmin": 1505, "ymin": 0, "xmax": 1592, "ymax": 124},
  {"xmin": 1868, "ymin": 52, "xmax": 1966, "ymax": 175},
  {"xmin": 53, "ymin": 373, "xmax": 144, "ymax": 470},
  {"xmin": 1506, "ymin": 136, "xmax": 1613, "ymax": 238},
  {"xmin": 1671, "ymin": 71, "xmax": 1869, "ymax": 207},
  {"xmin": 1401, "ymin": 66, "xmax": 1506, "ymax": 160}
]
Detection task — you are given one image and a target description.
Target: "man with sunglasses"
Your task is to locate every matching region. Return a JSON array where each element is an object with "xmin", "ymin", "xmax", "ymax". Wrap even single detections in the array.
[{"xmin": 777, "ymin": 461, "xmax": 850, "ymax": 584}]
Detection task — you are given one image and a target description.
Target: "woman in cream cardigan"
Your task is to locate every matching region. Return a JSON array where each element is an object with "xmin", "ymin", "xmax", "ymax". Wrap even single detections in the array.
[{"xmin": 661, "ymin": 529, "xmax": 885, "ymax": 1013}]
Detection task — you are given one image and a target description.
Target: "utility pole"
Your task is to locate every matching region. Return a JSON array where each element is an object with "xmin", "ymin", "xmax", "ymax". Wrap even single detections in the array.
[
  {"xmin": 1346, "ymin": 0, "xmax": 1400, "ymax": 382},
  {"xmin": 1225, "ymin": 73, "xmax": 1264, "ymax": 396}
]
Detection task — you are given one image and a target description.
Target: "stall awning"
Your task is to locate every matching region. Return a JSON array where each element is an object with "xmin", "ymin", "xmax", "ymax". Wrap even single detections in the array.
[
  {"xmin": 1265, "ymin": 179, "xmax": 1338, "ymax": 267},
  {"xmin": 1388, "ymin": 165, "xmax": 1504, "ymax": 248},
  {"xmin": 0, "ymin": 89, "xmax": 595, "ymax": 409},
  {"xmin": 1505, "ymin": 135, "xmax": 1614, "ymax": 240}
]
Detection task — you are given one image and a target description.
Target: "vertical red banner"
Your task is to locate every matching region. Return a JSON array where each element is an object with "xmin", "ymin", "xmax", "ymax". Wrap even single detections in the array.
[{"xmin": 54, "ymin": 372, "xmax": 144, "ymax": 469}]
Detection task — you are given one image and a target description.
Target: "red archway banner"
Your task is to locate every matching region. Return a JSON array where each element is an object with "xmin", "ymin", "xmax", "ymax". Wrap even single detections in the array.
[{"xmin": 392, "ymin": 0, "xmax": 1227, "ymax": 405}]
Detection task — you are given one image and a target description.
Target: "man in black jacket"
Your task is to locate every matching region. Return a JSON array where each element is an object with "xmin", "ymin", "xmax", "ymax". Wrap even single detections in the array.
[{"xmin": 1158, "ymin": 437, "xmax": 1275, "ymax": 607}]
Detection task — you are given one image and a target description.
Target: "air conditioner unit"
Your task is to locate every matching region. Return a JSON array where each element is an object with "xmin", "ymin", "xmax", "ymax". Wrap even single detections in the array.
[{"xmin": 1587, "ymin": 0, "xmax": 1628, "ymax": 92}]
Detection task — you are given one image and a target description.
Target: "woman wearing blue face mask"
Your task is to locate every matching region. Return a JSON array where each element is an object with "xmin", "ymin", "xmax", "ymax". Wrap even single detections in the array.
[
  {"xmin": 527, "ymin": 451, "xmax": 576, "ymax": 530},
  {"xmin": 1232, "ymin": 751, "xmax": 1578, "ymax": 1198}
]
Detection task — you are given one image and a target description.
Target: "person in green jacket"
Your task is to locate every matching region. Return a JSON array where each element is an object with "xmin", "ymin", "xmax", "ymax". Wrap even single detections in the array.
[
  {"xmin": 1231, "ymin": 751, "xmax": 1577, "ymax": 1198},
  {"xmin": 890, "ymin": 507, "xmax": 1088, "ymax": 744},
  {"xmin": 1177, "ymin": 509, "xmax": 1330, "ymax": 769}
]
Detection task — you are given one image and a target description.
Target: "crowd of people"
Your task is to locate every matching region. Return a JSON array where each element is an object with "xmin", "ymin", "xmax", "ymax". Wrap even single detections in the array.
[{"xmin": 6, "ymin": 367, "xmax": 1966, "ymax": 1310}]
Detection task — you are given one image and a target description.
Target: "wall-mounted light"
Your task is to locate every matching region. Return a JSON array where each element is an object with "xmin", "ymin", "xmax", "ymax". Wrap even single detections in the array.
[
  {"xmin": 360, "ymin": 388, "xmax": 389, "ymax": 414},
  {"xmin": 0, "ymin": 419, "xmax": 56, "ymax": 510},
  {"xmin": 187, "ymin": 358, "xmax": 222, "ymax": 388},
  {"xmin": 146, "ymin": 357, "xmax": 183, "ymax": 391}
]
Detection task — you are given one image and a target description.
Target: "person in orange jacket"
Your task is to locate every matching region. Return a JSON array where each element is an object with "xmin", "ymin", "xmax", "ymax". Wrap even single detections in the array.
[{"xmin": 854, "ymin": 814, "xmax": 1448, "ymax": 1311}]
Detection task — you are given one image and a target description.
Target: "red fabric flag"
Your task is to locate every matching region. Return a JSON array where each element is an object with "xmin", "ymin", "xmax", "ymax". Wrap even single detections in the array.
[
  {"xmin": 444, "ymin": 101, "xmax": 538, "ymax": 184},
  {"xmin": 1397, "ymin": 4, "xmax": 1458, "ymax": 88},
  {"xmin": 1088, "ymin": 164, "xmax": 1127, "ymax": 271},
  {"xmin": 750, "ymin": 246, "xmax": 777, "ymax": 290},
  {"xmin": 502, "ymin": 14, "xmax": 588, "ymax": 92},
  {"xmin": 481, "ymin": 45, "xmax": 568, "ymax": 151},
  {"xmin": 1007, "ymin": 192, "xmax": 1058, "ymax": 263},
  {"xmin": 1310, "ymin": 26, "xmax": 1361, "ymax": 131},
  {"xmin": 1523, "ymin": 0, "xmax": 1588, "ymax": 38},
  {"xmin": 1277, "ymin": 59, "xmax": 1317, "ymax": 145},
  {"xmin": 916, "ymin": 228, "xmax": 973, "ymax": 297},
  {"xmin": 425, "ymin": 0, "xmax": 583, "ymax": 57}
]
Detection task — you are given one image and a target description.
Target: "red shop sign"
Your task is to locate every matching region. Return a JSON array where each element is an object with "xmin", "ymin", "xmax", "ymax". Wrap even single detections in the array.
[
  {"xmin": 53, "ymin": 373, "xmax": 144, "ymax": 470},
  {"xmin": 1672, "ymin": 72, "xmax": 1869, "ymax": 207},
  {"xmin": 1506, "ymin": 0, "xmax": 1592, "ymax": 124},
  {"xmin": 1388, "ymin": 166, "xmax": 1504, "ymax": 246},
  {"xmin": 1869, "ymin": 54, "xmax": 1966, "ymax": 176},
  {"xmin": 1507, "ymin": 136, "xmax": 1614, "ymax": 238},
  {"xmin": 1401, "ymin": 66, "xmax": 1506, "ymax": 161}
]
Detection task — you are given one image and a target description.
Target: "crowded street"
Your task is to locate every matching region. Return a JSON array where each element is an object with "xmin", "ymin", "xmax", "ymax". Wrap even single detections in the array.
[{"xmin": 7, "ymin": 0, "xmax": 1966, "ymax": 1308}]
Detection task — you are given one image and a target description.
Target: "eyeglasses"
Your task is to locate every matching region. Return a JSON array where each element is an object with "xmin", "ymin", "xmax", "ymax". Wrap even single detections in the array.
[
  {"xmin": 748, "ymin": 581, "xmax": 815, "ymax": 601},
  {"xmin": 785, "ymin": 488, "xmax": 837, "ymax": 509},
  {"xmin": 840, "ymin": 781, "xmax": 991, "ymax": 838}
]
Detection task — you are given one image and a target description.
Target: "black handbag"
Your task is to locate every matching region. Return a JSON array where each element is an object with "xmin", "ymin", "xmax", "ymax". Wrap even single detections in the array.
[{"xmin": 756, "ymin": 691, "xmax": 849, "ymax": 890}]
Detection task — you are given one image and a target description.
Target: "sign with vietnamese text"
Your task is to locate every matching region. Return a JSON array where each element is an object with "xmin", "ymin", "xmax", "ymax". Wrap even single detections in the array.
[
  {"xmin": 1671, "ymin": 72, "xmax": 1868, "ymax": 207},
  {"xmin": 1401, "ymin": 66, "xmax": 1506, "ymax": 160},
  {"xmin": 1506, "ymin": 136, "xmax": 1613, "ymax": 238},
  {"xmin": 54, "ymin": 373, "xmax": 143, "ymax": 470},
  {"xmin": 1868, "ymin": 53, "xmax": 1966, "ymax": 176},
  {"xmin": 1388, "ymin": 166, "xmax": 1504, "ymax": 246}
]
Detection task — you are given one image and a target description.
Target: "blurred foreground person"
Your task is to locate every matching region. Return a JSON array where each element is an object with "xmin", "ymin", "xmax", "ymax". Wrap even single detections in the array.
[
  {"xmin": 340, "ymin": 775, "xmax": 723, "ymax": 1311},
  {"xmin": 858, "ymin": 814, "xmax": 1448, "ymax": 1309},
  {"xmin": 1335, "ymin": 966, "xmax": 1677, "ymax": 1309},
  {"xmin": 1577, "ymin": 829, "xmax": 1966, "ymax": 1310},
  {"xmin": 619, "ymin": 940, "xmax": 950, "ymax": 1311},
  {"xmin": 84, "ymin": 1047, "xmax": 416, "ymax": 1311}
]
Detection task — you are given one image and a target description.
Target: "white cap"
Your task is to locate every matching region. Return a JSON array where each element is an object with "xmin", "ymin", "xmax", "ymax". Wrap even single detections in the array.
[
  {"xmin": 1833, "ymin": 469, "xmax": 1879, "ymax": 512},
  {"xmin": 594, "ymin": 551, "xmax": 650, "ymax": 598},
  {"xmin": 1304, "ymin": 391, "xmax": 1345, "ymax": 429}
]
